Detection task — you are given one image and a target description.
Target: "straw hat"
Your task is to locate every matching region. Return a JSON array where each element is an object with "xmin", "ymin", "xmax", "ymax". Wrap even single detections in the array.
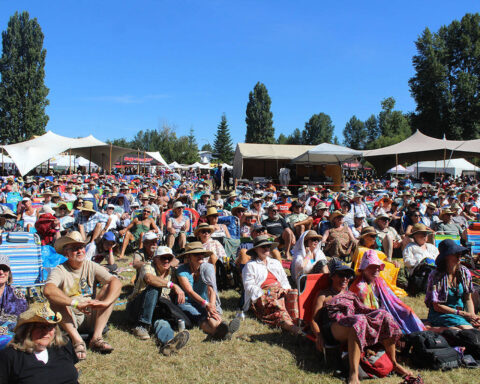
[
  {"xmin": 54, "ymin": 231, "xmax": 86, "ymax": 255},
  {"xmin": 79, "ymin": 201, "xmax": 96, "ymax": 213},
  {"xmin": 206, "ymin": 207, "xmax": 219, "ymax": 217},
  {"xmin": 374, "ymin": 213, "xmax": 390, "ymax": 223},
  {"xmin": 0, "ymin": 208, "xmax": 16, "ymax": 218},
  {"xmin": 231, "ymin": 205, "xmax": 247, "ymax": 216},
  {"xmin": 409, "ymin": 223, "xmax": 433, "ymax": 238},
  {"xmin": 359, "ymin": 226, "xmax": 377, "ymax": 239},
  {"xmin": 194, "ymin": 222, "xmax": 214, "ymax": 237},
  {"xmin": 172, "ymin": 201, "xmax": 185, "ymax": 210},
  {"xmin": 227, "ymin": 191, "xmax": 237, "ymax": 199},
  {"xmin": 15, "ymin": 301, "xmax": 62, "ymax": 331},
  {"xmin": 246, "ymin": 235, "xmax": 279, "ymax": 257},
  {"xmin": 303, "ymin": 230, "xmax": 322, "ymax": 243},
  {"xmin": 329, "ymin": 210, "xmax": 345, "ymax": 223},
  {"xmin": 439, "ymin": 208, "xmax": 455, "ymax": 220},
  {"xmin": 180, "ymin": 241, "xmax": 213, "ymax": 257}
]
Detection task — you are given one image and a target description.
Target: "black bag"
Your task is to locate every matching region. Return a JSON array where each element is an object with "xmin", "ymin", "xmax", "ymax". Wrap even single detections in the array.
[
  {"xmin": 404, "ymin": 331, "xmax": 460, "ymax": 371},
  {"xmin": 407, "ymin": 261, "xmax": 436, "ymax": 296},
  {"xmin": 155, "ymin": 297, "xmax": 193, "ymax": 330},
  {"xmin": 443, "ymin": 328, "xmax": 480, "ymax": 360}
]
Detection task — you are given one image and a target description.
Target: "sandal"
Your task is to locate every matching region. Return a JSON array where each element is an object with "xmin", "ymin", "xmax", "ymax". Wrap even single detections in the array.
[
  {"xmin": 89, "ymin": 337, "xmax": 114, "ymax": 354},
  {"xmin": 73, "ymin": 341, "xmax": 87, "ymax": 360},
  {"xmin": 400, "ymin": 374, "xmax": 424, "ymax": 384}
]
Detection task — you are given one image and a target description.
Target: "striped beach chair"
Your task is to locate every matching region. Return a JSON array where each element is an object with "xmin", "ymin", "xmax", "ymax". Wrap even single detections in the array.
[{"xmin": 0, "ymin": 232, "xmax": 44, "ymax": 289}]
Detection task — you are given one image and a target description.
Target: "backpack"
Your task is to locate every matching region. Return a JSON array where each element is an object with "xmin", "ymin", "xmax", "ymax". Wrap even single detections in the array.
[
  {"xmin": 404, "ymin": 331, "xmax": 460, "ymax": 370},
  {"xmin": 443, "ymin": 328, "xmax": 480, "ymax": 360},
  {"xmin": 359, "ymin": 350, "xmax": 394, "ymax": 379},
  {"xmin": 407, "ymin": 261, "xmax": 436, "ymax": 296}
]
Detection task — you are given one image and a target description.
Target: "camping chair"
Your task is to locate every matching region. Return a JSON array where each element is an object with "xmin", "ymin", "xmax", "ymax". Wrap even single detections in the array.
[
  {"xmin": 0, "ymin": 232, "xmax": 44, "ymax": 300},
  {"xmin": 218, "ymin": 215, "xmax": 240, "ymax": 240},
  {"xmin": 296, "ymin": 273, "xmax": 330, "ymax": 334},
  {"xmin": 434, "ymin": 233, "xmax": 461, "ymax": 248}
]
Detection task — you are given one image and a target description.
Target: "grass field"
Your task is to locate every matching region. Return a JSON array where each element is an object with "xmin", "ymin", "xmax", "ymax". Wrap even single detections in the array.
[{"xmin": 76, "ymin": 265, "xmax": 475, "ymax": 384}]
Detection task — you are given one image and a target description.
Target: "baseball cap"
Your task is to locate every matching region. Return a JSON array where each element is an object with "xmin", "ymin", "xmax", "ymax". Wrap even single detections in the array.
[
  {"xmin": 143, "ymin": 232, "xmax": 158, "ymax": 241},
  {"xmin": 102, "ymin": 232, "xmax": 116, "ymax": 242},
  {"xmin": 154, "ymin": 246, "xmax": 174, "ymax": 258}
]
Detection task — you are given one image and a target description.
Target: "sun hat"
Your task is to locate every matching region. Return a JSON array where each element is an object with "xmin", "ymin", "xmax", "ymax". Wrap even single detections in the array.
[
  {"xmin": 436, "ymin": 239, "xmax": 469, "ymax": 267},
  {"xmin": 43, "ymin": 189, "xmax": 53, "ymax": 196},
  {"xmin": 194, "ymin": 223, "xmax": 214, "ymax": 237},
  {"xmin": 227, "ymin": 191, "xmax": 237, "ymax": 199},
  {"xmin": 358, "ymin": 249, "xmax": 385, "ymax": 271},
  {"xmin": 303, "ymin": 230, "xmax": 322, "ymax": 243},
  {"xmin": 79, "ymin": 201, "xmax": 96, "ymax": 213},
  {"xmin": 328, "ymin": 257, "xmax": 355, "ymax": 277},
  {"xmin": 54, "ymin": 231, "xmax": 86, "ymax": 255},
  {"xmin": 154, "ymin": 246, "xmax": 174, "ymax": 258},
  {"xmin": 206, "ymin": 207, "xmax": 219, "ymax": 217},
  {"xmin": 102, "ymin": 231, "xmax": 116, "ymax": 242},
  {"xmin": 329, "ymin": 210, "xmax": 345, "ymax": 223},
  {"xmin": 54, "ymin": 201, "xmax": 71, "ymax": 213},
  {"xmin": 439, "ymin": 208, "xmax": 455, "ymax": 220},
  {"xmin": 374, "ymin": 213, "xmax": 390, "ymax": 223},
  {"xmin": 143, "ymin": 231, "xmax": 158, "ymax": 242},
  {"xmin": 427, "ymin": 202, "xmax": 437, "ymax": 209},
  {"xmin": 0, "ymin": 254, "xmax": 12, "ymax": 284},
  {"xmin": 130, "ymin": 201, "xmax": 140, "ymax": 208},
  {"xmin": 172, "ymin": 201, "xmax": 185, "ymax": 210},
  {"xmin": 14, "ymin": 301, "xmax": 62, "ymax": 331},
  {"xmin": 0, "ymin": 208, "xmax": 16, "ymax": 218},
  {"xmin": 22, "ymin": 197, "xmax": 31, "ymax": 202},
  {"xmin": 409, "ymin": 223, "xmax": 433, "ymax": 238},
  {"xmin": 181, "ymin": 242, "xmax": 213, "ymax": 257},
  {"xmin": 359, "ymin": 226, "xmax": 377, "ymax": 239},
  {"xmin": 231, "ymin": 205, "xmax": 247, "ymax": 216},
  {"xmin": 106, "ymin": 204, "xmax": 115, "ymax": 209},
  {"xmin": 246, "ymin": 235, "xmax": 279, "ymax": 257},
  {"xmin": 140, "ymin": 193, "xmax": 149, "ymax": 200},
  {"xmin": 315, "ymin": 202, "xmax": 328, "ymax": 211}
]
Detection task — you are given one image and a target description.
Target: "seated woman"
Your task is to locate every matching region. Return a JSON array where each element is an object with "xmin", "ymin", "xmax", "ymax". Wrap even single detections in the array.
[
  {"xmin": 53, "ymin": 202, "xmax": 75, "ymax": 235},
  {"xmin": 291, "ymin": 230, "xmax": 328, "ymax": 283},
  {"xmin": 425, "ymin": 239, "xmax": 480, "ymax": 329},
  {"xmin": 311, "ymin": 258, "xmax": 412, "ymax": 384},
  {"xmin": 352, "ymin": 227, "xmax": 406, "ymax": 296},
  {"xmin": 195, "ymin": 223, "xmax": 225, "ymax": 266},
  {"xmin": 350, "ymin": 250, "xmax": 425, "ymax": 334},
  {"xmin": 0, "ymin": 301, "xmax": 78, "ymax": 384},
  {"xmin": 165, "ymin": 201, "xmax": 190, "ymax": 251},
  {"xmin": 0, "ymin": 255, "xmax": 28, "ymax": 350},
  {"xmin": 0, "ymin": 208, "xmax": 19, "ymax": 233},
  {"xmin": 322, "ymin": 211, "xmax": 356, "ymax": 260},
  {"xmin": 176, "ymin": 242, "xmax": 240, "ymax": 340},
  {"xmin": 205, "ymin": 206, "xmax": 231, "ymax": 241},
  {"xmin": 403, "ymin": 223, "xmax": 439, "ymax": 277},
  {"xmin": 242, "ymin": 235, "xmax": 301, "ymax": 335}
]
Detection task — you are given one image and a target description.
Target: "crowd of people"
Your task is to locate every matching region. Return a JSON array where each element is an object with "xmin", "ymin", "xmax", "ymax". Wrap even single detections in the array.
[{"xmin": 1, "ymin": 172, "xmax": 480, "ymax": 383}]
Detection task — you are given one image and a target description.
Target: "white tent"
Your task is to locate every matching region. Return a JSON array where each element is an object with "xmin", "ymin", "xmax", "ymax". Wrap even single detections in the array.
[
  {"xmin": 221, "ymin": 163, "xmax": 233, "ymax": 169},
  {"xmin": 291, "ymin": 143, "xmax": 363, "ymax": 164},
  {"xmin": 386, "ymin": 165, "xmax": 411, "ymax": 174},
  {"xmin": 0, "ymin": 131, "xmax": 131, "ymax": 175},
  {"xmin": 0, "ymin": 154, "xmax": 14, "ymax": 164},
  {"xmin": 189, "ymin": 162, "xmax": 211, "ymax": 170},
  {"xmin": 145, "ymin": 151, "xmax": 170, "ymax": 168},
  {"xmin": 50, "ymin": 155, "xmax": 99, "ymax": 169},
  {"xmin": 408, "ymin": 158, "xmax": 480, "ymax": 177}
]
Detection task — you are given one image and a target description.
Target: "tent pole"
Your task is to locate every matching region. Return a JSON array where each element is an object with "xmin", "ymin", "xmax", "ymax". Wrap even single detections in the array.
[
  {"xmin": 143, "ymin": 151, "xmax": 146, "ymax": 175},
  {"xmin": 89, "ymin": 147, "xmax": 92, "ymax": 174},
  {"xmin": 109, "ymin": 143, "xmax": 112, "ymax": 174},
  {"xmin": 443, "ymin": 148, "xmax": 446, "ymax": 177},
  {"xmin": 395, "ymin": 153, "xmax": 398, "ymax": 178},
  {"xmin": 137, "ymin": 149, "xmax": 140, "ymax": 175}
]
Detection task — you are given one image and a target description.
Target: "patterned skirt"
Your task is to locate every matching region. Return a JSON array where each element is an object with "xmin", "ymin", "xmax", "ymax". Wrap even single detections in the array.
[{"xmin": 253, "ymin": 284, "xmax": 298, "ymax": 328}]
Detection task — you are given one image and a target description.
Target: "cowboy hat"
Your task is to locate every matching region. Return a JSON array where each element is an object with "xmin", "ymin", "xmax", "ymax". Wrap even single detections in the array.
[
  {"xmin": 439, "ymin": 208, "xmax": 455, "ymax": 220},
  {"xmin": 374, "ymin": 213, "xmax": 390, "ymax": 223},
  {"xmin": 303, "ymin": 230, "xmax": 322, "ymax": 243},
  {"xmin": 409, "ymin": 223, "xmax": 433, "ymax": 238},
  {"xmin": 180, "ymin": 241, "xmax": 213, "ymax": 257},
  {"xmin": 15, "ymin": 301, "xmax": 62, "ymax": 331},
  {"xmin": 246, "ymin": 235, "xmax": 279, "ymax": 257},
  {"xmin": 172, "ymin": 201, "xmax": 185, "ymax": 210},
  {"xmin": 359, "ymin": 226, "xmax": 377, "ymax": 238},
  {"xmin": 231, "ymin": 205, "xmax": 247, "ymax": 216},
  {"xmin": 54, "ymin": 231, "xmax": 86, "ymax": 255},
  {"xmin": 194, "ymin": 223, "xmax": 214, "ymax": 237},
  {"xmin": 79, "ymin": 201, "xmax": 96, "ymax": 213},
  {"xmin": 206, "ymin": 207, "xmax": 219, "ymax": 217},
  {"xmin": 0, "ymin": 208, "xmax": 16, "ymax": 218}
]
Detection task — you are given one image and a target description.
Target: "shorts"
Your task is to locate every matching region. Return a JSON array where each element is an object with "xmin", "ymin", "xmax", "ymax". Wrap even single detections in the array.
[{"xmin": 71, "ymin": 305, "xmax": 95, "ymax": 333}]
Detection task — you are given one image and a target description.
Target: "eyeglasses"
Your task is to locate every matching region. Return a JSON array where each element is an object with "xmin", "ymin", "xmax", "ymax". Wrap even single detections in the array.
[
  {"xmin": 413, "ymin": 214, "xmax": 421, "ymax": 217},
  {"xmin": 335, "ymin": 272, "xmax": 352, "ymax": 279},
  {"xmin": 309, "ymin": 239, "xmax": 320, "ymax": 243},
  {"xmin": 35, "ymin": 323, "xmax": 56, "ymax": 331}
]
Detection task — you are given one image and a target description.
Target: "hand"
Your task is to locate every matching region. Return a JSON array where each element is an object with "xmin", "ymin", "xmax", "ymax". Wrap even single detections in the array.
[
  {"xmin": 206, "ymin": 302, "xmax": 220, "ymax": 321},
  {"xmin": 119, "ymin": 229, "xmax": 126, "ymax": 236},
  {"xmin": 168, "ymin": 228, "xmax": 175, "ymax": 235},
  {"xmin": 76, "ymin": 299, "xmax": 93, "ymax": 314},
  {"xmin": 173, "ymin": 284, "xmax": 185, "ymax": 305},
  {"xmin": 87, "ymin": 299, "xmax": 110, "ymax": 310},
  {"xmin": 181, "ymin": 224, "xmax": 186, "ymax": 231}
]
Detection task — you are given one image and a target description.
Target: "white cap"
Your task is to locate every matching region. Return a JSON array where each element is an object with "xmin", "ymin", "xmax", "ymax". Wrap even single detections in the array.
[
  {"xmin": 143, "ymin": 231, "xmax": 158, "ymax": 241},
  {"xmin": 107, "ymin": 204, "xmax": 115, "ymax": 209},
  {"xmin": 40, "ymin": 205, "xmax": 55, "ymax": 215},
  {"xmin": 154, "ymin": 246, "xmax": 174, "ymax": 257},
  {"xmin": 22, "ymin": 197, "xmax": 31, "ymax": 202}
]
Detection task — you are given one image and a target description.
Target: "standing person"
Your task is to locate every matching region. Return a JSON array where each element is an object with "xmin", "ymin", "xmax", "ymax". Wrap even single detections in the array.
[{"xmin": 43, "ymin": 232, "xmax": 122, "ymax": 359}]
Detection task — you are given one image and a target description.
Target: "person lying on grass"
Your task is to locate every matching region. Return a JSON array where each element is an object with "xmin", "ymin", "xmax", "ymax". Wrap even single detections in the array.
[
  {"xmin": 127, "ymin": 246, "xmax": 190, "ymax": 356},
  {"xmin": 176, "ymin": 242, "xmax": 240, "ymax": 340},
  {"xmin": 310, "ymin": 258, "xmax": 414, "ymax": 384},
  {"xmin": 44, "ymin": 231, "xmax": 122, "ymax": 360}
]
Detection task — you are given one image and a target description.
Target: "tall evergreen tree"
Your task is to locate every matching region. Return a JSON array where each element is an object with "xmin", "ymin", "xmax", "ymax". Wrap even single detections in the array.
[
  {"xmin": 286, "ymin": 128, "xmax": 304, "ymax": 144},
  {"xmin": 409, "ymin": 13, "xmax": 480, "ymax": 139},
  {"xmin": 364, "ymin": 114, "xmax": 380, "ymax": 144},
  {"xmin": 245, "ymin": 82, "xmax": 275, "ymax": 143},
  {"xmin": 201, "ymin": 143, "xmax": 213, "ymax": 152},
  {"xmin": 343, "ymin": 115, "xmax": 367, "ymax": 149},
  {"xmin": 276, "ymin": 133, "xmax": 288, "ymax": 144},
  {"xmin": 302, "ymin": 113, "xmax": 334, "ymax": 144},
  {"xmin": 0, "ymin": 11, "xmax": 49, "ymax": 144},
  {"xmin": 213, "ymin": 114, "xmax": 234, "ymax": 163}
]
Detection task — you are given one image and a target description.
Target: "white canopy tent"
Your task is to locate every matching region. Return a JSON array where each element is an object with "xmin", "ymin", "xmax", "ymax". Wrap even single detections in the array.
[
  {"xmin": 221, "ymin": 163, "xmax": 233, "ymax": 169},
  {"xmin": 0, "ymin": 131, "xmax": 131, "ymax": 175},
  {"xmin": 189, "ymin": 162, "xmax": 211, "ymax": 170},
  {"xmin": 145, "ymin": 151, "xmax": 170, "ymax": 168},
  {"xmin": 406, "ymin": 158, "xmax": 480, "ymax": 177},
  {"xmin": 386, "ymin": 165, "xmax": 411, "ymax": 174},
  {"xmin": 49, "ymin": 155, "xmax": 99, "ymax": 169},
  {"xmin": 291, "ymin": 143, "xmax": 363, "ymax": 164}
]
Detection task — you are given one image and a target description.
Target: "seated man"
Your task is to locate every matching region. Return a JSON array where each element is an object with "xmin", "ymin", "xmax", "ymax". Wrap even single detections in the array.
[
  {"xmin": 262, "ymin": 205, "xmax": 296, "ymax": 259},
  {"xmin": 374, "ymin": 213, "xmax": 402, "ymax": 261},
  {"xmin": 127, "ymin": 246, "xmax": 190, "ymax": 356},
  {"xmin": 276, "ymin": 191, "xmax": 292, "ymax": 217},
  {"xmin": 285, "ymin": 200, "xmax": 313, "ymax": 239},
  {"xmin": 44, "ymin": 231, "xmax": 122, "ymax": 360},
  {"xmin": 75, "ymin": 201, "xmax": 109, "ymax": 243}
]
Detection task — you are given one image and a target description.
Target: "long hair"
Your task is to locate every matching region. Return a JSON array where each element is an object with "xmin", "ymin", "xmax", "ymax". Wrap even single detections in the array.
[{"xmin": 9, "ymin": 323, "xmax": 67, "ymax": 353}]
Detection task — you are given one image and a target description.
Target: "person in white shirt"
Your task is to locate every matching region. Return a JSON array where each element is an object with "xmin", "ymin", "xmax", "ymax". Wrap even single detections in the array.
[
  {"xmin": 61, "ymin": 185, "xmax": 77, "ymax": 202},
  {"xmin": 403, "ymin": 223, "xmax": 439, "ymax": 276},
  {"xmin": 104, "ymin": 204, "xmax": 121, "ymax": 231}
]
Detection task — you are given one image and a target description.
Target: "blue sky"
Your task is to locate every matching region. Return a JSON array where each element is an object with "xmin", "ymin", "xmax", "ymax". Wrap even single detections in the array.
[{"xmin": 1, "ymin": 1, "xmax": 479, "ymax": 148}]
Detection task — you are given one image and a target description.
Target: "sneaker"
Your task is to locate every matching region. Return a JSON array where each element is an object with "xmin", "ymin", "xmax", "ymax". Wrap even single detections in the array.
[
  {"xmin": 211, "ymin": 322, "xmax": 229, "ymax": 340},
  {"xmin": 133, "ymin": 326, "xmax": 150, "ymax": 340},
  {"xmin": 227, "ymin": 317, "xmax": 241, "ymax": 335},
  {"xmin": 160, "ymin": 331, "xmax": 190, "ymax": 356}
]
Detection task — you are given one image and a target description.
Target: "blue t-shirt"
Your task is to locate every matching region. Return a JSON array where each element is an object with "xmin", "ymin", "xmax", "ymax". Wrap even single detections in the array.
[{"xmin": 176, "ymin": 264, "xmax": 208, "ymax": 304}]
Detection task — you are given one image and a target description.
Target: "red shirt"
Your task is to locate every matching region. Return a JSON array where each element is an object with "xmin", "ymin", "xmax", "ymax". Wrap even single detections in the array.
[{"xmin": 261, "ymin": 271, "xmax": 278, "ymax": 288}]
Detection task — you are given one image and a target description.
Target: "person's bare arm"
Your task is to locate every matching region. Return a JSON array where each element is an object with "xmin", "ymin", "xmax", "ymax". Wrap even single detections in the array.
[
  {"xmin": 89, "ymin": 276, "xmax": 122, "ymax": 309},
  {"xmin": 144, "ymin": 273, "xmax": 185, "ymax": 304},
  {"xmin": 223, "ymin": 224, "xmax": 231, "ymax": 238},
  {"xmin": 150, "ymin": 218, "xmax": 160, "ymax": 233},
  {"xmin": 322, "ymin": 230, "xmax": 330, "ymax": 243}
]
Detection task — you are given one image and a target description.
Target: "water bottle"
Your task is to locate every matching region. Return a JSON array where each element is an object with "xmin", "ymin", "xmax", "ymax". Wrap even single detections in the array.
[{"xmin": 178, "ymin": 319, "xmax": 185, "ymax": 332}]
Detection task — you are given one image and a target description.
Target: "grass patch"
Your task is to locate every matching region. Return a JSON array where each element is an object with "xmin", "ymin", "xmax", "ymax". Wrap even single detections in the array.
[{"xmin": 76, "ymin": 265, "xmax": 473, "ymax": 384}]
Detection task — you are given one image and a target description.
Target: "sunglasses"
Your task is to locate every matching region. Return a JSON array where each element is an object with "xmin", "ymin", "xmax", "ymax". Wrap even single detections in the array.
[
  {"xmin": 335, "ymin": 272, "xmax": 352, "ymax": 279},
  {"xmin": 199, "ymin": 230, "xmax": 210, "ymax": 235},
  {"xmin": 413, "ymin": 214, "xmax": 421, "ymax": 217},
  {"xmin": 144, "ymin": 211, "xmax": 152, "ymax": 214},
  {"xmin": 159, "ymin": 256, "xmax": 173, "ymax": 262},
  {"xmin": 259, "ymin": 245, "xmax": 271, "ymax": 250},
  {"xmin": 0, "ymin": 265, "xmax": 10, "ymax": 272}
]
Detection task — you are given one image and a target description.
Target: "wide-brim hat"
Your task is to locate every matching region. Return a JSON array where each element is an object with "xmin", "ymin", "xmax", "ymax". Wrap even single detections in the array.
[
  {"xmin": 172, "ymin": 201, "xmax": 185, "ymax": 210},
  {"xmin": 360, "ymin": 226, "xmax": 377, "ymax": 238},
  {"xmin": 329, "ymin": 210, "xmax": 345, "ymax": 223},
  {"xmin": 194, "ymin": 223, "xmax": 214, "ymax": 237},
  {"xmin": 409, "ymin": 223, "xmax": 433, "ymax": 238},
  {"xmin": 0, "ymin": 208, "xmax": 16, "ymax": 218},
  {"xmin": 227, "ymin": 191, "xmax": 237, "ymax": 198},
  {"xmin": 79, "ymin": 201, "xmax": 96, "ymax": 213},
  {"xmin": 439, "ymin": 208, "xmax": 455, "ymax": 220},
  {"xmin": 14, "ymin": 301, "xmax": 62, "ymax": 331},
  {"xmin": 180, "ymin": 241, "xmax": 213, "ymax": 257},
  {"xmin": 231, "ymin": 205, "xmax": 247, "ymax": 216},
  {"xmin": 315, "ymin": 202, "xmax": 328, "ymax": 211},
  {"xmin": 304, "ymin": 230, "xmax": 322, "ymax": 243},
  {"xmin": 374, "ymin": 213, "xmax": 390, "ymax": 223},
  {"xmin": 206, "ymin": 207, "xmax": 219, "ymax": 217},
  {"xmin": 436, "ymin": 239, "xmax": 469, "ymax": 267},
  {"xmin": 54, "ymin": 231, "xmax": 86, "ymax": 255},
  {"xmin": 358, "ymin": 249, "xmax": 385, "ymax": 271},
  {"xmin": 246, "ymin": 235, "xmax": 279, "ymax": 257}
]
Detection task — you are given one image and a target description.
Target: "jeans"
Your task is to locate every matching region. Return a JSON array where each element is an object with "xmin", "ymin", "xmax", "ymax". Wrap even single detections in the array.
[
  {"xmin": 153, "ymin": 320, "xmax": 174, "ymax": 345},
  {"xmin": 178, "ymin": 301, "xmax": 208, "ymax": 325},
  {"xmin": 127, "ymin": 286, "xmax": 159, "ymax": 326}
]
